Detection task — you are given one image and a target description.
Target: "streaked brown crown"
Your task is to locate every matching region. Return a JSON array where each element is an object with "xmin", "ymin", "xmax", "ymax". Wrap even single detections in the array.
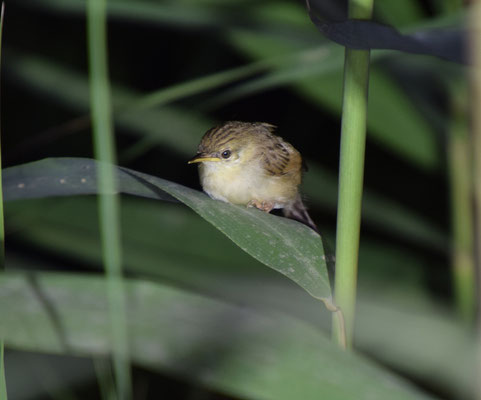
[
  {"xmin": 199, "ymin": 121, "xmax": 302, "ymax": 178},
  {"xmin": 198, "ymin": 121, "xmax": 275, "ymax": 153}
]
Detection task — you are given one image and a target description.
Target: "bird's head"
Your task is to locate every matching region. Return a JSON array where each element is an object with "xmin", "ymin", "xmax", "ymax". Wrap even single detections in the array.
[{"xmin": 188, "ymin": 121, "xmax": 275, "ymax": 167}]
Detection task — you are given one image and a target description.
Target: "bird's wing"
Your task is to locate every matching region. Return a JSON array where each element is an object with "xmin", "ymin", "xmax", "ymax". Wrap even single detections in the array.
[{"xmin": 262, "ymin": 137, "xmax": 302, "ymax": 177}]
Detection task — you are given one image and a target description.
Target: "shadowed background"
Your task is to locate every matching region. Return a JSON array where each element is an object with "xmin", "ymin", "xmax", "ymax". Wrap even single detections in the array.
[{"xmin": 1, "ymin": 0, "xmax": 470, "ymax": 399}]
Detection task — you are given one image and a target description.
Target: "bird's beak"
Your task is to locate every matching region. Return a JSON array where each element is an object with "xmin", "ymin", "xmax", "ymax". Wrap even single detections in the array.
[{"xmin": 187, "ymin": 154, "xmax": 221, "ymax": 164}]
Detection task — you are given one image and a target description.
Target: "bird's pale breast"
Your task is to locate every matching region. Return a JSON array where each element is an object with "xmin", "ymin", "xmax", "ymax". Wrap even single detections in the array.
[{"xmin": 199, "ymin": 157, "xmax": 298, "ymax": 209}]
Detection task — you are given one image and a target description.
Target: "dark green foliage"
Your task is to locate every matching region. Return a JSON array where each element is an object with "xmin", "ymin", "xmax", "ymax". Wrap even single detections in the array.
[{"xmin": 2, "ymin": 1, "xmax": 471, "ymax": 399}]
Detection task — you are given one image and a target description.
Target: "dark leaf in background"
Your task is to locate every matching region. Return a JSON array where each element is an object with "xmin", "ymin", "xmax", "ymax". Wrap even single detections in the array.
[{"xmin": 307, "ymin": 0, "xmax": 466, "ymax": 64}]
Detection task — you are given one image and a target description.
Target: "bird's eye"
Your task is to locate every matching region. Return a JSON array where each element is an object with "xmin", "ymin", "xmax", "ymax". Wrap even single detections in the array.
[{"xmin": 221, "ymin": 150, "xmax": 231, "ymax": 159}]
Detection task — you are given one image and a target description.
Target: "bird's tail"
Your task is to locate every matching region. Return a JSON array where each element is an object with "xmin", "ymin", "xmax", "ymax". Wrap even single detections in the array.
[{"xmin": 283, "ymin": 194, "xmax": 318, "ymax": 233}]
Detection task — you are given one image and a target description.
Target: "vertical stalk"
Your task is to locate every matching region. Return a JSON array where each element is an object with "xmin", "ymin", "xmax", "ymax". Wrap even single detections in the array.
[
  {"xmin": 86, "ymin": 1, "xmax": 132, "ymax": 399},
  {"xmin": 333, "ymin": 0, "xmax": 374, "ymax": 349},
  {"xmin": 447, "ymin": 81, "xmax": 475, "ymax": 323},
  {"xmin": 472, "ymin": 0, "xmax": 481, "ymax": 298},
  {"xmin": 470, "ymin": 2, "xmax": 481, "ymax": 399},
  {"xmin": 443, "ymin": 0, "xmax": 474, "ymax": 325},
  {"xmin": 0, "ymin": 3, "xmax": 7, "ymax": 398},
  {"xmin": 0, "ymin": 344, "xmax": 5, "ymax": 400}
]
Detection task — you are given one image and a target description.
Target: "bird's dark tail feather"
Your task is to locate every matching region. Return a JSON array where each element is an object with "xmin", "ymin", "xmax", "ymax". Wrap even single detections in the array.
[{"xmin": 283, "ymin": 194, "xmax": 319, "ymax": 233}]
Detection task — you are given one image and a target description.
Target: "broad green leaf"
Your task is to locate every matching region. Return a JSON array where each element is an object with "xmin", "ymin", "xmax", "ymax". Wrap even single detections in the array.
[
  {"xmin": 7, "ymin": 196, "xmax": 312, "ymax": 316},
  {"xmin": 3, "ymin": 196, "xmax": 431, "ymax": 322},
  {"xmin": 4, "ymin": 157, "xmax": 331, "ymax": 301},
  {"xmin": 6, "ymin": 197, "xmax": 473, "ymax": 398},
  {"xmin": 0, "ymin": 271, "xmax": 434, "ymax": 400}
]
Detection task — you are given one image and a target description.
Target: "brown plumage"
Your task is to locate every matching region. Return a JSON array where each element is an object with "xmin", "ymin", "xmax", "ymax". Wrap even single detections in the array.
[{"xmin": 188, "ymin": 121, "xmax": 318, "ymax": 232}]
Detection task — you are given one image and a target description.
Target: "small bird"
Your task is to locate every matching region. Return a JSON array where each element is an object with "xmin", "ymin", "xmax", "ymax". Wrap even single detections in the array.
[{"xmin": 188, "ymin": 121, "xmax": 318, "ymax": 232}]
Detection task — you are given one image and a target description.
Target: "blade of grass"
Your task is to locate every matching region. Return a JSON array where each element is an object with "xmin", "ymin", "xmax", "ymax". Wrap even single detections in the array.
[
  {"xmin": 444, "ymin": 0, "xmax": 474, "ymax": 327},
  {"xmin": 447, "ymin": 80, "xmax": 475, "ymax": 323},
  {"xmin": 470, "ymin": 2, "xmax": 481, "ymax": 398},
  {"xmin": 333, "ymin": 0, "xmax": 374, "ymax": 349},
  {"xmin": 130, "ymin": 60, "xmax": 268, "ymax": 111},
  {"xmin": 0, "ymin": 344, "xmax": 5, "ymax": 400},
  {"xmin": 86, "ymin": 1, "xmax": 131, "ymax": 399}
]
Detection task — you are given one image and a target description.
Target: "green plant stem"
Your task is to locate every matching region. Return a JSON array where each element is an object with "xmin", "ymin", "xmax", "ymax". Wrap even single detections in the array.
[
  {"xmin": 447, "ymin": 81, "xmax": 475, "ymax": 323},
  {"xmin": 470, "ymin": 2, "xmax": 481, "ymax": 398},
  {"xmin": 333, "ymin": 0, "xmax": 374, "ymax": 349},
  {"xmin": 87, "ymin": 1, "xmax": 131, "ymax": 399},
  {"xmin": 473, "ymin": 5, "xmax": 481, "ymax": 306},
  {"xmin": 0, "ymin": 343, "xmax": 5, "ymax": 400},
  {"xmin": 433, "ymin": 0, "xmax": 473, "ymax": 322}
]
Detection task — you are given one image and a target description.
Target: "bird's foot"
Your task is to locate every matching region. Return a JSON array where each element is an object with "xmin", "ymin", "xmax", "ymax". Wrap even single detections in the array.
[{"xmin": 247, "ymin": 199, "xmax": 274, "ymax": 213}]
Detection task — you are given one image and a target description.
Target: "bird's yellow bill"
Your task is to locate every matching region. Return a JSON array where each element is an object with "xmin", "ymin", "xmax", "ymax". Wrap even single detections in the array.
[{"xmin": 188, "ymin": 155, "xmax": 221, "ymax": 164}]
